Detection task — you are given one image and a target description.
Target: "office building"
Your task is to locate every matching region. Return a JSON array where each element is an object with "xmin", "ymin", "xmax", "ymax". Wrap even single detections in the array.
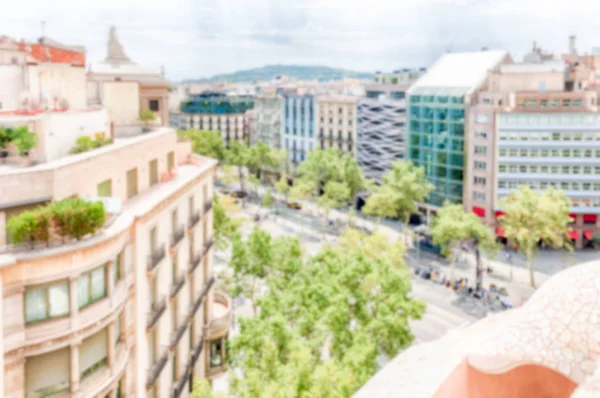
[
  {"xmin": 252, "ymin": 88, "xmax": 282, "ymax": 148},
  {"xmin": 357, "ymin": 69, "xmax": 423, "ymax": 182},
  {"xmin": 0, "ymin": 35, "xmax": 230, "ymax": 398},
  {"xmin": 87, "ymin": 26, "xmax": 170, "ymax": 133},
  {"xmin": 407, "ymin": 51, "xmax": 511, "ymax": 209},
  {"xmin": 281, "ymin": 93, "xmax": 317, "ymax": 164},
  {"xmin": 172, "ymin": 91, "xmax": 253, "ymax": 147},
  {"xmin": 317, "ymin": 96, "xmax": 357, "ymax": 156}
]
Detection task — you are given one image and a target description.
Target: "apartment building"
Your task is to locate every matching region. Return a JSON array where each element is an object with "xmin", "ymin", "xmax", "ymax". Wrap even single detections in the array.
[
  {"xmin": 87, "ymin": 26, "xmax": 170, "ymax": 132},
  {"xmin": 252, "ymin": 88, "xmax": 282, "ymax": 148},
  {"xmin": 406, "ymin": 50, "xmax": 511, "ymax": 211},
  {"xmin": 357, "ymin": 69, "xmax": 423, "ymax": 182},
  {"xmin": 172, "ymin": 91, "xmax": 253, "ymax": 148},
  {"xmin": 317, "ymin": 96, "xmax": 356, "ymax": 156},
  {"xmin": 0, "ymin": 32, "xmax": 229, "ymax": 398},
  {"xmin": 281, "ymin": 93, "xmax": 317, "ymax": 164}
]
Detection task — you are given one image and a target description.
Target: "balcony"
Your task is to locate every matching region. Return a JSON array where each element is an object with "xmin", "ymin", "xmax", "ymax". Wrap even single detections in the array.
[
  {"xmin": 171, "ymin": 365, "xmax": 191, "ymax": 398},
  {"xmin": 147, "ymin": 296, "xmax": 167, "ymax": 330},
  {"xmin": 170, "ymin": 320, "xmax": 188, "ymax": 349},
  {"xmin": 147, "ymin": 244, "xmax": 166, "ymax": 272},
  {"xmin": 202, "ymin": 238, "xmax": 214, "ymax": 257},
  {"xmin": 189, "ymin": 253, "xmax": 202, "ymax": 273},
  {"xmin": 169, "ymin": 273, "xmax": 186, "ymax": 298},
  {"xmin": 188, "ymin": 276, "xmax": 215, "ymax": 319},
  {"xmin": 204, "ymin": 201, "xmax": 213, "ymax": 214},
  {"xmin": 188, "ymin": 211, "xmax": 201, "ymax": 230},
  {"xmin": 204, "ymin": 291, "xmax": 232, "ymax": 340},
  {"xmin": 146, "ymin": 348, "xmax": 169, "ymax": 388},
  {"xmin": 170, "ymin": 225, "xmax": 185, "ymax": 249}
]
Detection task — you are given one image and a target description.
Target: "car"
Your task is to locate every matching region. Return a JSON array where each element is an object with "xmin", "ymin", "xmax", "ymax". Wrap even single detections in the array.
[
  {"xmin": 231, "ymin": 191, "xmax": 247, "ymax": 198},
  {"xmin": 287, "ymin": 202, "xmax": 302, "ymax": 210},
  {"xmin": 219, "ymin": 189, "xmax": 231, "ymax": 195}
]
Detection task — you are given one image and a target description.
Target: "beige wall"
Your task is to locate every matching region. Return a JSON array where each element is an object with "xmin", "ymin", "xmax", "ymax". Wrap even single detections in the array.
[
  {"xmin": 140, "ymin": 85, "xmax": 169, "ymax": 126},
  {"xmin": 487, "ymin": 70, "xmax": 564, "ymax": 93},
  {"xmin": 316, "ymin": 97, "xmax": 357, "ymax": 156},
  {"xmin": 102, "ymin": 81, "xmax": 140, "ymax": 126},
  {"xmin": 0, "ymin": 66, "xmax": 26, "ymax": 111},
  {"xmin": 29, "ymin": 64, "xmax": 87, "ymax": 110}
]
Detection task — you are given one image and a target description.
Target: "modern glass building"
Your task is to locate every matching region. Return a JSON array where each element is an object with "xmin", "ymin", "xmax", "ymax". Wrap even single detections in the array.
[
  {"xmin": 281, "ymin": 94, "xmax": 317, "ymax": 164},
  {"xmin": 406, "ymin": 50, "xmax": 509, "ymax": 207}
]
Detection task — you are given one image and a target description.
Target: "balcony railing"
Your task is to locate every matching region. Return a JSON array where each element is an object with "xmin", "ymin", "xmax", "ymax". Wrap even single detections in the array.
[
  {"xmin": 202, "ymin": 238, "xmax": 214, "ymax": 257},
  {"xmin": 204, "ymin": 201, "xmax": 213, "ymax": 213},
  {"xmin": 189, "ymin": 335, "xmax": 205, "ymax": 370},
  {"xmin": 146, "ymin": 348, "xmax": 169, "ymax": 388},
  {"xmin": 170, "ymin": 225, "xmax": 185, "ymax": 248},
  {"xmin": 169, "ymin": 274, "xmax": 186, "ymax": 298},
  {"xmin": 170, "ymin": 320, "xmax": 188, "ymax": 349},
  {"xmin": 188, "ymin": 211, "xmax": 201, "ymax": 229},
  {"xmin": 205, "ymin": 291, "xmax": 232, "ymax": 340},
  {"xmin": 147, "ymin": 244, "xmax": 166, "ymax": 272},
  {"xmin": 147, "ymin": 296, "xmax": 167, "ymax": 329},
  {"xmin": 188, "ymin": 276, "xmax": 215, "ymax": 319},
  {"xmin": 171, "ymin": 365, "xmax": 191, "ymax": 398},
  {"xmin": 189, "ymin": 253, "xmax": 202, "ymax": 273}
]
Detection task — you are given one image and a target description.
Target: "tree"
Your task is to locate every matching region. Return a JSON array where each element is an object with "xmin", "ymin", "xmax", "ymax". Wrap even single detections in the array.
[
  {"xmin": 429, "ymin": 202, "xmax": 494, "ymax": 284},
  {"xmin": 498, "ymin": 186, "xmax": 572, "ymax": 288},
  {"xmin": 227, "ymin": 229, "xmax": 425, "ymax": 397},
  {"xmin": 296, "ymin": 148, "xmax": 342, "ymax": 196},
  {"xmin": 262, "ymin": 189, "xmax": 275, "ymax": 210},
  {"xmin": 213, "ymin": 193, "xmax": 241, "ymax": 250},
  {"xmin": 370, "ymin": 160, "xmax": 433, "ymax": 243},
  {"xmin": 180, "ymin": 129, "xmax": 227, "ymax": 162},
  {"xmin": 247, "ymin": 174, "xmax": 260, "ymax": 200},
  {"xmin": 274, "ymin": 174, "xmax": 291, "ymax": 202},
  {"xmin": 317, "ymin": 180, "xmax": 350, "ymax": 240},
  {"xmin": 190, "ymin": 379, "xmax": 223, "ymax": 398},
  {"xmin": 226, "ymin": 140, "xmax": 252, "ymax": 192},
  {"xmin": 139, "ymin": 109, "xmax": 156, "ymax": 126},
  {"xmin": 361, "ymin": 189, "xmax": 398, "ymax": 226},
  {"xmin": 339, "ymin": 153, "xmax": 373, "ymax": 210}
]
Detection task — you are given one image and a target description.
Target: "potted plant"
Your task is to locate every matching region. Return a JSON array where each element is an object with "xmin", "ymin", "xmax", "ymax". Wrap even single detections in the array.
[
  {"xmin": 139, "ymin": 109, "xmax": 156, "ymax": 132},
  {"xmin": 0, "ymin": 127, "xmax": 10, "ymax": 158},
  {"xmin": 12, "ymin": 126, "xmax": 37, "ymax": 156}
]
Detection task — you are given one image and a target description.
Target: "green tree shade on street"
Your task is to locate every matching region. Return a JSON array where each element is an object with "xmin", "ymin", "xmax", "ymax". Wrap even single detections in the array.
[
  {"xmin": 213, "ymin": 193, "xmax": 241, "ymax": 250},
  {"xmin": 429, "ymin": 202, "xmax": 495, "ymax": 283},
  {"xmin": 262, "ymin": 188, "xmax": 275, "ymax": 209},
  {"xmin": 364, "ymin": 160, "xmax": 433, "ymax": 243},
  {"xmin": 498, "ymin": 186, "xmax": 572, "ymax": 288},
  {"xmin": 226, "ymin": 140, "xmax": 252, "ymax": 192},
  {"xmin": 227, "ymin": 228, "xmax": 425, "ymax": 397},
  {"xmin": 179, "ymin": 129, "xmax": 227, "ymax": 162}
]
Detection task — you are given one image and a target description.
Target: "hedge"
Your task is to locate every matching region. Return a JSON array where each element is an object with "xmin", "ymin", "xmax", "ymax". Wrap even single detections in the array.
[{"xmin": 7, "ymin": 198, "xmax": 106, "ymax": 246}]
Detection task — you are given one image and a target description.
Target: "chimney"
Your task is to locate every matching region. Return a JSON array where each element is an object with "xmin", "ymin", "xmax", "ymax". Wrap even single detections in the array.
[{"xmin": 569, "ymin": 35, "xmax": 577, "ymax": 55}]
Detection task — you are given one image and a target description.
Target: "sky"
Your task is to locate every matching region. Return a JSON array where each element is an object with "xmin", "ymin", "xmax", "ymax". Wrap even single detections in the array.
[{"xmin": 2, "ymin": 0, "xmax": 600, "ymax": 81}]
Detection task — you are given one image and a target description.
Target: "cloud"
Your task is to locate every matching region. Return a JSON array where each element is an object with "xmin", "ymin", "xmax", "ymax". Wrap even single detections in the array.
[{"xmin": 2, "ymin": 0, "xmax": 600, "ymax": 80}]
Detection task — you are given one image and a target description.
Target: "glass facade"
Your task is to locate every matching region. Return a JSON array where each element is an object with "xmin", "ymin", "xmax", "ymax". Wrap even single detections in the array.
[
  {"xmin": 407, "ymin": 90, "xmax": 466, "ymax": 206},
  {"xmin": 180, "ymin": 91, "xmax": 254, "ymax": 114}
]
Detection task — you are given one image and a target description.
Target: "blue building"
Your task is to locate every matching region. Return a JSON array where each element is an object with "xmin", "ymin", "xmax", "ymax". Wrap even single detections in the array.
[{"xmin": 281, "ymin": 94, "xmax": 317, "ymax": 164}]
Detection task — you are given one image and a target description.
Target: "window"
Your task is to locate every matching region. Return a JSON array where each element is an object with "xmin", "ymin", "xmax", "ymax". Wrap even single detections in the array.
[
  {"xmin": 475, "ymin": 114, "xmax": 488, "ymax": 123},
  {"xmin": 126, "ymin": 168, "xmax": 138, "ymax": 199},
  {"xmin": 474, "ymin": 161, "xmax": 487, "ymax": 170},
  {"xmin": 115, "ymin": 312, "xmax": 123, "ymax": 346},
  {"xmin": 25, "ymin": 282, "xmax": 70, "ymax": 323},
  {"xmin": 473, "ymin": 176, "xmax": 486, "ymax": 185},
  {"xmin": 149, "ymin": 159, "xmax": 158, "ymax": 186},
  {"xmin": 474, "ymin": 146, "xmax": 487, "ymax": 155},
  {"xmin": 210, "ymin": 340, "xmax": 224, "ymax": 367},
  {"xmin": 80, "ymin": 328, "xmax": 108, "ymax": 379},
  {"xmin": 97, "ymin": 179, "xmax": 112, "ymax": 197},
  {"xmin": 78, "ymin": 265, "xmax": 107, "ymax": 308},
  {"xmin": 149, "ymin": 100, "xmax": 160, "ymax": 112},
  {"xmin": 167, "ymin": 151, "xmax": 175, "ymax": 172},
  {"xmin": 473, "ymin": 192, "xmax": 486, "ymax": 201},
  {"xmin": 475, "ymin": 131, "xmax": 487, "ymax": 140},
  {"xmin": 115, "ymin": 250, "xmax": 123, "ymax": 284},
  {"xmin": 26, "ymin": 348, "xmax": 70, "ymax": 397},
  {"xmin": 499, "ymin": 165, "xmax": 507, "ymax": 172}
]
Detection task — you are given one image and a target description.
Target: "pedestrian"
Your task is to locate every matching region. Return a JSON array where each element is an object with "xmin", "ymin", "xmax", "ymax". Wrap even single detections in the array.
[{"xmin": 505, "ymin": 252, "xmax": 511, "ymax": 262}]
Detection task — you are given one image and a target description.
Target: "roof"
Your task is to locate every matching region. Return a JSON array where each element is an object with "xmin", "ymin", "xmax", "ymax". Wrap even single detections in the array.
[
  {"xmin": 89, "ymin": 62, "xmax": 168, "ymax": 84},
  {"xmin": 409, "ymin": 50, "xmax": 508, "ymax": 96},
  {"xmin": 499, "ymin": 61, "xmax": 565, "ymax": 74},
  {"xmin": 18, "ymin": 41, "xmax": 85, "ymax": 66}
]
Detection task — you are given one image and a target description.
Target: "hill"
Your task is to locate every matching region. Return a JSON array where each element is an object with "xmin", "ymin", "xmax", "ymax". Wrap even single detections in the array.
[{"xmin": 184, "ymin": 65, "xmax": 373, "ymax": 83}]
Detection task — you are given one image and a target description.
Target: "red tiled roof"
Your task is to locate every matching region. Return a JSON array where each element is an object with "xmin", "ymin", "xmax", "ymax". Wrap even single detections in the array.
[{"xmin": 18, "ymin": 42, "xmax": 85, "ymax": 66}]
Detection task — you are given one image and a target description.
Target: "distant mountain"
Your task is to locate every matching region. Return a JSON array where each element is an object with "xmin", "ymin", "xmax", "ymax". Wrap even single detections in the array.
[{"xmin": 184, "ymin": 65, "xmax": 374, "ymax": 83}]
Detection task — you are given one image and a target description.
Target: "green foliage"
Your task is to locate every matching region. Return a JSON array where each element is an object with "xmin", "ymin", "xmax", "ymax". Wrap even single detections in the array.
[
  {"xmin": 213, "ymin": 193, "xmax": 241, "ymax": 250},
  {"xmin": 69, "ymin": 132, "xmax": 112, "ymax": 154},
  {"xmin": 139, "ymin": 108, "xmax": 157, "ymax": 123},
  {"xmin": 593, "ymin": 231, "xmax": 600, "ymax": 247},
  {"xmin": 7, "ymin": 198, "xmax": 106, "ymax": 245},
  {"xmin": 0, "ymin": 127, "xmax": 11, "ymax": 149},
  {"xmin": 289, "ymin": 180, "xmax": 313, "ymax": 203},
  {"xmin": 361, "ymin": 190, "xmax": 397, "ymax": 222},
  {"xmin": 262, "ymin": 189, "xmax": 275, "ymax": 208},
  {"xmin": 274, "ymin": 174, "xmax": 291, "ymax": 198},
  {"xmin": 10, "ymin": 126, "xmax": 37, "ymax": 155},
  {"xmin": 180, "ymin": 129, "xmax": 227, "ymax": 162},
  {"xmin": 228, "ymin": 228, "xmax": 424, "ymax": 397},
  {"xmin": 498, "ymin": 186, "xmax": 572, "ymax": 287},
  {"xmin": 190, "ymin": 379, "xmax": 223, "ymax": 398}
]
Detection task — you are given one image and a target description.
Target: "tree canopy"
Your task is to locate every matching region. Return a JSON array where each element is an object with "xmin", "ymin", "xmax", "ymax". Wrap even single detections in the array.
[
  {"xmin": 498, "ymin": 185, "xmax": 572, "ymax": 287},
  {"xmin": 213, "ymin": 193, "xmax": 241, "ymax": 250},
  {"xmin": 180, "ymin": 129, "xmax": 227, "ymax": 162},
  {"xmin": 227, "ymin": 228, "xmax": 425, "ymax": 397}
]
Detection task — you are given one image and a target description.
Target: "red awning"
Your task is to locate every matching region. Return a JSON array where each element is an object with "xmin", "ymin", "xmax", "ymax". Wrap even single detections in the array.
[
  {"xmin": 583, "ymin": 214, "xmax": 597, "ymax": 224},
  {"xmin": 495, "ymin": 211, "xmax": 505, "ymax": 218},
  {"xmin": 569, "ymin": 230, "xmax": 579, "ymax": 240},
  {"xmin": 472, "ymin": 206, "xmax": 486, "ymax": 217},
  {"xmin": 584, "ymin": 231, "xmax": 593, "ymax": 240},
  {"xmin": 569, "ymin": 213, "xmax": 577, "ymax": 221},
  {"xmin": 496, "ymin": 227, "xmax": 505, "ymax": 238}
]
